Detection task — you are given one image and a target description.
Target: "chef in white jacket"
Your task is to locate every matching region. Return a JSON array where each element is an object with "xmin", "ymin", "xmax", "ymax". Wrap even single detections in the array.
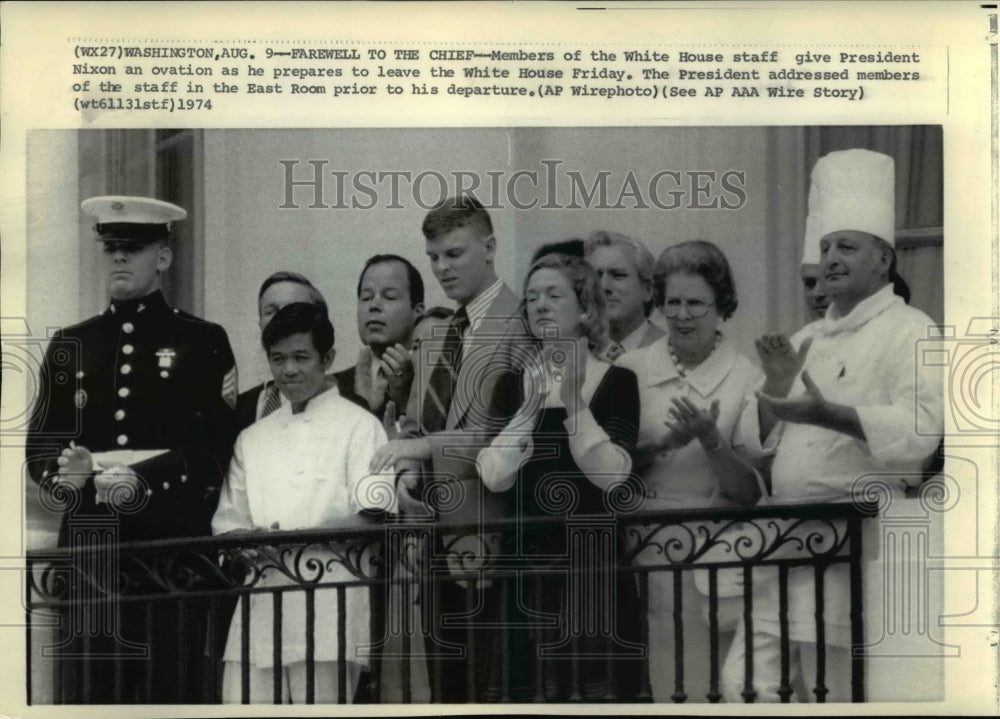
[
  {"xmin": 213, "ymin": 302, "xmax": 391, "ymax": 704},
  {"xmin": 723, "ymin": 149, "xmax": 944, "ymax": 702}
]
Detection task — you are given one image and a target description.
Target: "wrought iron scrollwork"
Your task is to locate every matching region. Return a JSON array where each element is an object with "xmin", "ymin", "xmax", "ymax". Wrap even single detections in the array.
[{"xmin": 624, "ymin": 515, "xmax": 850, "ymax": 567}]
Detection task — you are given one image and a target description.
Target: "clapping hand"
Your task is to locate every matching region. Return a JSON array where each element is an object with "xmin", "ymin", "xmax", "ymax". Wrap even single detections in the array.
[
  {"xmin": 663, "ymin": 397, "xmax": 722, "ymax": 450},
  {"xmin": 754, "ymin": 334, "xmax": 813, "ymax": 397},
  {"xmin": 757, "ymin": 369, "xmax": 828, "ymax": 427},
  {"xmin": 379, "ymin": 344, "xmax": 414, "ymax": 406},
  {"xmin": 553, "ymin": 336, "xmax": 588, "ymax": 413}
]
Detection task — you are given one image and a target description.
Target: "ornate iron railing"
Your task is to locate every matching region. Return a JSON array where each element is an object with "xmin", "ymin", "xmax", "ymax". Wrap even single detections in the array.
[{"xmin": 25, "ymin": 501, "xmax": 877, "ymax": 705}]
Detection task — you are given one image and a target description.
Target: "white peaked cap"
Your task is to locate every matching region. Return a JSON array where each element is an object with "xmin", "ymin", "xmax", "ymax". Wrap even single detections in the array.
[
  {"xmin": 809, "ymin": 149, "xmax": 896, "ymax": 246},
  {"xmin": 81, "ymin": 196, "xmax": 187, "ymax": 226}
]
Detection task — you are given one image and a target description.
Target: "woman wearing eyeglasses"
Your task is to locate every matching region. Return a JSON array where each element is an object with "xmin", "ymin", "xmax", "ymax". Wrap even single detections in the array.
[{"xmin": 616, "ymin": 240, "xmax": 765, "ymax": 702}]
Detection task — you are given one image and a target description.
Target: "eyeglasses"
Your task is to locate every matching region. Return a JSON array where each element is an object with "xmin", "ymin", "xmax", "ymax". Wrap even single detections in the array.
[{"xmin": 662, "ymin": 299, "xmax": 714, "ymax": 319}]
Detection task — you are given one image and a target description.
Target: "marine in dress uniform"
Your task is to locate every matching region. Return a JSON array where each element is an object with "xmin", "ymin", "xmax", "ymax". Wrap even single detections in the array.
[{"xmin": 26, "ymin": 196, "xmax": 238, "ymax": 703}]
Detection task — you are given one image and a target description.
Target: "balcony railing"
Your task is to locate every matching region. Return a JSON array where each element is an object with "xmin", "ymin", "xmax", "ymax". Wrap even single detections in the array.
[{"xmin": 26, "ymin": 501, "xmax": 877, "ymax": 705}]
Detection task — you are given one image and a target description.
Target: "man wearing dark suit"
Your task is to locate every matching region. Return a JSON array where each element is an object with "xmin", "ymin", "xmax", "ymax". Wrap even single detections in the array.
[
  {"xmin": 236, "ymin": 271, "xmax": 363, "ymax": 430},
  {"xmin": 334, "ymin": 255, "xmax": 425, "ymax": 428},
  {"xmin": 369, "ymin": 196, "xmax": 530, "ymax": 702},
  {"xmin": 26, "ymin": 196, "xmax": 238, "ymax": 703}
]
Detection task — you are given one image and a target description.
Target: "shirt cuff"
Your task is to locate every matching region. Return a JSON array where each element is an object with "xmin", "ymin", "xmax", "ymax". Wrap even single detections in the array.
[
  {"xmin": 563, "ymin": 407, "xmax": 606, "ymax": 455},
  {"xmin": 737, "ymin": 394, "xmax": 782, "ymax": 457}
]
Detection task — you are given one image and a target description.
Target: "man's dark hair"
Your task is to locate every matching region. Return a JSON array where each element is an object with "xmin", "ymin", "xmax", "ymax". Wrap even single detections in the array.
[
  {"xmin": 888, "ymin": 251, "xmax": 911, "ymax": 304},
  {"xmin": 257, "ymin": 271, "xmax": 328, "ymax": 317},
  {"xmin": 421, "ymin": 195, "xmax": 493, "ymax": 240},
  {"xmin": 261, "ymin": 302, "xmax": 335, "ymax": 355},
  {"xmin": 419, "ymin": 305, "xmax": 455, "ymax": 322},
  {"xmin": 356, "ymin": 254, "xmax": 425, "ymax": 306}
]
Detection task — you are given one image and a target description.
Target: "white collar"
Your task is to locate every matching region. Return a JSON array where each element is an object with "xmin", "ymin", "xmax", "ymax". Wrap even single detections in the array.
[
  {"xmin": 618, "ymin": 319, "xmax": 652, "ymax": 352},
  {"xmin": 818, "ymin": 284, "xmax": 900, "ymax": 337},
  {"xmin": 267, "ymin": 380, "xmax": 342, "ymax": 421}
]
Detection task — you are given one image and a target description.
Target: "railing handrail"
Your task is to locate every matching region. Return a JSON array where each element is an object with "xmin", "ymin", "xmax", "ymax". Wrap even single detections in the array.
[{"xmin": 26, "ymin": 500, "xmax": 878, "ymax": 560}]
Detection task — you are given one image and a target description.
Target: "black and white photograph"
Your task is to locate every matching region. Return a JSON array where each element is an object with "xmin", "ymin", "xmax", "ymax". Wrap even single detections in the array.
[
  {"xmin": 20, "ymin": 125, "xmax": 952, "ymax": 705},
  {"xmin": 1, "ymin": 2, "xmax": 997, "ymax": 716}
]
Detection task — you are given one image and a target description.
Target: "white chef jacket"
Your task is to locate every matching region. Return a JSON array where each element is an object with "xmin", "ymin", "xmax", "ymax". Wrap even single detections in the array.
[
  {"xmin": 737, "ymin": 284, "xmax": 944, "ymax": 645},
  {"xmin": 740, "ymin": 284, "xmax": 943, "ymax": 501},
  {"xmin": 213, "ymin": 386, "xmax": 390, "ymax": 668}
]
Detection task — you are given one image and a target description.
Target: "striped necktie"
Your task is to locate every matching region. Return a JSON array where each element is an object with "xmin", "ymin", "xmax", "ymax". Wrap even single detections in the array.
[
  {"xmin": 420, "ymin": 307, "xmax": 469, "ymax": 432},
  {"xmin": 259, "ymin": 383, "xmax": 281, "ymax": 419}
]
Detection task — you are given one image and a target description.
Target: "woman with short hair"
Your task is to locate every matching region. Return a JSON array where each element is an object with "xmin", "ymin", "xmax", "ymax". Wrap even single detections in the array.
[{"xmin": 617, "ymin": 240, "xmax": 765, "ymax": 702}]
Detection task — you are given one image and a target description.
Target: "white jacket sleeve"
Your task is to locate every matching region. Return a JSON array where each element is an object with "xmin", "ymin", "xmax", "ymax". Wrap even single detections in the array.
[
  {"xmin": 854, "ymin": 319, "xmax": 944, "ymax": 465},
  {"xmin": 564, "ymin": 407, "xmax": 632, "ymax": 490},
  {"xmin": 476, "ymin": 414, "xmax": 533, "ymax": 493},
  {"xmin": 346, "ymin": 414, "xmax": 392, "ymax": 513},
  {"xmin": 211, "ymin": 432, "xmax": 253, "ymax": 535}
]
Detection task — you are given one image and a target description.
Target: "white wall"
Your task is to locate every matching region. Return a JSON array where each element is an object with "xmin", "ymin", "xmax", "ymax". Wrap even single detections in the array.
[
  {"xmin": 201, "ymin": 127, "xmax": 810, "ymax": 389},
  {"xmin": 26, "ymin": 132, "xmax": 81, "ymax": 336}
]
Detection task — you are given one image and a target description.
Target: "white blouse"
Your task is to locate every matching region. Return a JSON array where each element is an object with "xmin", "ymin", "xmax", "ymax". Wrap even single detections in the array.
[{"xmin": 617, "ymin": 332, "xmax": 764, "ymax": 508}]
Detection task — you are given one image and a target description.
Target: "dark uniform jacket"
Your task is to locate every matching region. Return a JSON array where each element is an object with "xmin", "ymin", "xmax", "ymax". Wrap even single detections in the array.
[{"xmin": 26, "ymin": 290, "xmax": 238, "ymax": 544}]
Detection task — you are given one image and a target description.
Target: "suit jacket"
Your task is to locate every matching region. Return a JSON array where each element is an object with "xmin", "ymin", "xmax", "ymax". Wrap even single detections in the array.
[
  {"xmin": 399, "ymin": 283, "xmax": 531, "ymax": 526},
  {"xmin": 332, "ymin": 362, "xmax": 410, "ymax": 423}
]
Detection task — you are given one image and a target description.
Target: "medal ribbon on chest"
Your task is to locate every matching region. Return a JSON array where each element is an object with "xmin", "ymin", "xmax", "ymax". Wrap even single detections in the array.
[{"xmin": 155, "ymin": 348, "xmax": 176, "ymax": 369}]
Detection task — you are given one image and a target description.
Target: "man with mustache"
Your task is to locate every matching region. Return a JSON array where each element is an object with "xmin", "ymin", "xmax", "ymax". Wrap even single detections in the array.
[{"xmin": 25, "ymin": 195, "xmax": 238, "ymax": 703}]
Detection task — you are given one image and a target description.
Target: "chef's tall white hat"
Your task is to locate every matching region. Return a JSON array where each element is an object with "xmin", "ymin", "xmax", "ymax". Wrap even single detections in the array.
[
  {"xmin": 801, "ymin": 194, "xmax": 822, "ymax": 265},
  {"xmin": 809, "ymin": 149, "xmax": 896, "ymax": 246}
]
